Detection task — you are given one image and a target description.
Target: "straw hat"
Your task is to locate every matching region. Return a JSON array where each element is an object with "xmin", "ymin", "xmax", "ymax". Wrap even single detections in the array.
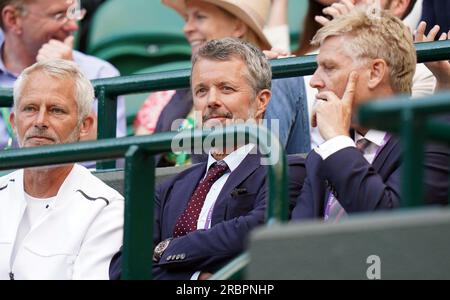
[{"xmin": 162, "ymin": 0, "xmax": 272, "ymax": 50}]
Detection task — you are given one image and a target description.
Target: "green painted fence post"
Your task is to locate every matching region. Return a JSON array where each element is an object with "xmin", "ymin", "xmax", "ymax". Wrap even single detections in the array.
[
  {"xmin": 400, "ymin": 110, "xmax": 425, "ymax": 208},
  {"xmin": 97, "ymin": 86, "xmax": 118, "ymax": 170},
  {"xmin": 122, "ymin": 145, "xmax": 154, "ymax": 280}
]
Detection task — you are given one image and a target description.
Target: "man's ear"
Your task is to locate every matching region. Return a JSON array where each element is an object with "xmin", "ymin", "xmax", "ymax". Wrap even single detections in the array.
[
  {"xmin": 9, "ymin": 111, "xmax": 16, "ymax": 133},
  {"xmin": 79, "ymin": 113, "xmax": 96, "ymax": 141},
  {"xmin": 254, "ymin": 89, "xmax": 271, "ymax": 121},
  {"xmin": 388, "ymin": 0, "xmax": 411, "ymax": 19},
  {"xmin": 231, "ymin": 19, "xmax": 248, "ymax": 39},
  {"xmin": 367, "ymin": 59, "xmax": 388, "ymax": 90},
  {"xmin": 2, "ymin": 5, "xmax": 24, "ymax": 35}
]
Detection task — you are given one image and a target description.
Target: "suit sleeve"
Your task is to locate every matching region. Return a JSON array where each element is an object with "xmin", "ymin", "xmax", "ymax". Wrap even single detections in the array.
[
  {"xmin": 287, "ymin": 155, "xmax": 307, "ymax": 215},
  {"xmin": 156, "ymin": 183, "xmax": 267, "ymax": 272},
  {"xmin": 108, "ymin": 182, "xmax": 166, "ymax": 280},
  {"xmin": 423, "ymin": 142, "xmax": 449, "ymax": 205},
  {"xmin": 291, "ymin": 175, "xmax": 316, "ymax": 220}
]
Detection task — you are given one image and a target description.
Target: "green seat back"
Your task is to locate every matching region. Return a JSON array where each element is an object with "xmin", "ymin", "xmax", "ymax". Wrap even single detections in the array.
[{"xmin": 87, "ymin": 0, "xmax": 191, "ymax": 75}]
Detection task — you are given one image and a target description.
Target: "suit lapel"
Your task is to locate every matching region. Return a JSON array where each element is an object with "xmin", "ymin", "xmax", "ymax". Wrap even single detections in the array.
[
  {"xmin": 372, "ymin": 136, "xmax": 400, "ymax": 173},
  {"xmin": 306, "ymin": 151, "xmax": 327, "ymax": 218},
  {"xmin": 168, "ymin": 164, "xmax": 206, "ymax": 230},
  {"xmin": 211, "ymin": 153, "xmax": 261, "ymax": 226}
]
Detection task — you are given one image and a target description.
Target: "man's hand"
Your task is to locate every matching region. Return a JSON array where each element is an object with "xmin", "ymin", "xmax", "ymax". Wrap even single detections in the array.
[
  {"xmin": 315, "ymin": 0, "xmax": 356, "ymax": 26},
  {"xmin": 312, "ymin": 72, "xmax": 358, "ymax": 141},
  {"xmin": 415, "ymin": 22, "xmax": 450, "ymax": 91},
  {"xmin": 36, "ymin": 36, "xmax": 75, "ymax": 62},
  {"xmin": 263, "ymin": 47, "xmax": 294, "ymax": 60}
]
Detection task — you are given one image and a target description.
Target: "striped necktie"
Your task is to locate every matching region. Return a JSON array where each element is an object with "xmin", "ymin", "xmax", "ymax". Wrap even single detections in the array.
[{"xmin": 324, "ymin": 138, "xmax": 371, "ymax": 222}]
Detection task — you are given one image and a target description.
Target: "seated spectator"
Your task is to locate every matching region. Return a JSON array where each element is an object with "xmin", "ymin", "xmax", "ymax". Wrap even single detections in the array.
[
  {"xmin": 0, "ymin": 0, "xmax": 126, "ymax": 151},
  {"xmin": 134, "ymin": 0, "xmax": 311, "ymax": 167},
  {"xmin": 304, "ymin": 0, "xmax": 436, "ymax": 148},
  {"xmin": 292, "ymin": 7, "xmax": 449, "ymax": 221},
  {"xmin": 0, "ymin": 60, "xmax": 124, "ymax": 280},
  {"xmin": 109, "ymin": 38, "xmax": 305, "ymax": 280}
]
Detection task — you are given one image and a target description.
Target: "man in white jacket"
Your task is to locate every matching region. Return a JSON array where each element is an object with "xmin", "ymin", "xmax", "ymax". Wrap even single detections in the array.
[{"xmin": 0, "ymin": 59, "xmax": 124, "ymax": 280}]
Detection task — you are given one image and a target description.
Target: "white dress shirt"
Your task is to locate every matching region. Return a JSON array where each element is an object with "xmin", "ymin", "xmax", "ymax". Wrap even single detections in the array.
[
  {"xmin": 314, "ymin": 130, "xmax": 388, "ymax": 164},
  {"xmin": 198, "ymin": 144, "xmax": 256, "ymax": 230},
  {"xmin": 191, "ymin": 144, "xmax": 255, "ymax": 280}
]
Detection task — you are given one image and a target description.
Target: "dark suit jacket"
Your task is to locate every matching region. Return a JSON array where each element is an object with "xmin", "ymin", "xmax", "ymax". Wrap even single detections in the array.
[
  {"xmin": 109, "ymin": 154, "xmax": 305, "ymax": 280},
  {"xmin": 422, "ymin": 0, "xmax": 450, "ymax": 38},
  {"xmin": 292, "ymin": 137, "xmax": 449, "ymax": 220}
]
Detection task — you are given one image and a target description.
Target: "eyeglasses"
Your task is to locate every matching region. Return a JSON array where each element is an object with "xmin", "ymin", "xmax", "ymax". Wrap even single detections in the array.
[
  {"xmin": 53, "ymin": 6, "xmax": 87, "ymax": 24},
  {"xmin": 19, "ymin": 1, "xmax": 87, "ymax": 24}
]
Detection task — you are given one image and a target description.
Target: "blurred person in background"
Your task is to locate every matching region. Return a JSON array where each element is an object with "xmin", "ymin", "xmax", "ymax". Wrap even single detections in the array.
[{"xmin": 0, "ymin": 0, "xmax": 126, "ymax": 152}]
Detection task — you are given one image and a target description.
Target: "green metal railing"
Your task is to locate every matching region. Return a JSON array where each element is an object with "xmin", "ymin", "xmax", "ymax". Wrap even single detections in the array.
[
  {"xmin": 0, "ymin": 125, "xmax": 288, "ymax": 279},
  {"xmin": 358, "ymin": 91, "xmax": 450, "ymax": 207},
  {"xmin": 1, "ymin": 41, "xmax": 449, "ymax": 164}
]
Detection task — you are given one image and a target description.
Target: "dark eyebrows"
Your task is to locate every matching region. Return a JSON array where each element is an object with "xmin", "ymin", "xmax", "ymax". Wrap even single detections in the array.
[{"xmin": 194, "ymin": 82, "xmax": 206, "ymax": 89}]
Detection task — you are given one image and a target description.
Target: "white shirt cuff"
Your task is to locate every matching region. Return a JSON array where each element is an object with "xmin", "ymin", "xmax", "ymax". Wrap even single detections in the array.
[
  {"xmin": 191, "ymin": 271, "xmax": 201, "ymax": 280},
  {"xmin": 314, "ymin": 136, "xmax": 356, "ymax": 160}
]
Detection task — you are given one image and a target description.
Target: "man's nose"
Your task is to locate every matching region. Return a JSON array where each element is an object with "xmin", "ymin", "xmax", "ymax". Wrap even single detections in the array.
[
  {"xmin": 206, "ymin": 88, "xmax": 222, "ymax": 108},
  {"xmin": 63, "ymin": 18, "xmax": 79, "ymax": 33},
  {"xmin": 34, "ymin": 109, "xmax": 49, "ymax": 128},
  {"xmin": 310, "ymin": 71, "xmax": 325, "ymax": 90}
]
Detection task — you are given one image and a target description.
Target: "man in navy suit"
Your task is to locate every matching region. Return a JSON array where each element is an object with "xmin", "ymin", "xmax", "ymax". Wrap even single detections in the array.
[
  {"xmin": 110, "ymin": 38, "xmax": 306, "ymax": 280},
  {"xmin": 292, "ymin": 7, "xmax": 449, "ymax": 221}
]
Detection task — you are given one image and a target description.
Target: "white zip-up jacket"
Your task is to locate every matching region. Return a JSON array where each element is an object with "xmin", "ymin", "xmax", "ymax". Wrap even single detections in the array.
[{"xmin": 0, "ymin": 164, "xmax": 124, "ymax": 280}]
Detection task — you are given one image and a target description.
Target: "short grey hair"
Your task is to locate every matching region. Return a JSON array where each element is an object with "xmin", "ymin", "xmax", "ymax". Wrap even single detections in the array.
[
  {"xmin": 13, "ymin": 59, "xmax": 94, "ymax": 122},
  {"xmin": 191, "ymin": 38, "xmax": 272, "ymax": 95}
]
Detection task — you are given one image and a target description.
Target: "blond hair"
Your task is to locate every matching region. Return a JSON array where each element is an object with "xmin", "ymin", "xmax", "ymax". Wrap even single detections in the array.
[{"xmin": 312, "ymin": 6, "xmax": 416, "ymax": 95}]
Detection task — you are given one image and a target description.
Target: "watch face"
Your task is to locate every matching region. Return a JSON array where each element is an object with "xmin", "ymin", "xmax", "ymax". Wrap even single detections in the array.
[
  {"xmin": 157, "ymin": 241, "xmax": 168, "ymax": 253},
  {"xmin": 154, "ymin": 238, "xmax": 172, "ymax": 262}
]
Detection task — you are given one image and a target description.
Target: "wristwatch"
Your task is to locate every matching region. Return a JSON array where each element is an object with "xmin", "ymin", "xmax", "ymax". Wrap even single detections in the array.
[{"xmin": 153, "ymin": 238, "xmax": 173, "ymax": 262}]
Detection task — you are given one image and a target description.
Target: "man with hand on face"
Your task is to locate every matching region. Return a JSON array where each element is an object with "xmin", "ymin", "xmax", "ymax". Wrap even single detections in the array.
[
  {"xmin": 109, "ymin": 38, "xmax": 306, "ymax": 280},
  {"xmin": 292, "ymin": 7, "xmax": 449, "ymax": 221},
  {"xmin": 0, "ymin": 0, "xmax": 125, "ymax": 151},
  {"xmin": 305, "ymin": 0, "xmax": 437, "ymax": 149},
  {"xmin": 0, "ymin": 60, "xmax": 124, "ymax": 280}
]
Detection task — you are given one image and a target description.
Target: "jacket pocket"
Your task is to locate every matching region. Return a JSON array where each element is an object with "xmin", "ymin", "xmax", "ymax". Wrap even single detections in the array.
[{"xmin": 226, "ymin": 193, "xmax": 258, "ymax": 219}]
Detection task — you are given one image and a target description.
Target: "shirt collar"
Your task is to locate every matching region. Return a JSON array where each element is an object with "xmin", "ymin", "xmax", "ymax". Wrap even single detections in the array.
[
  {"xmin": 206, "ymin": 144, "xmax": 256, "ymax": 173},
  {"xmin": 355, "ymin": 129, "xmax": 387, "ymax": 147}
]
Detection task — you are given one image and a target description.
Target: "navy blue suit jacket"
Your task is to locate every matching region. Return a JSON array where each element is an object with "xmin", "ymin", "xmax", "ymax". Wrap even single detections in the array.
[
  {"xmin": 110, "ymin": 154, "xmax": 305, "ymax": 280},
  {"xmin": 292, "ymin": 137, "xmax": 449, "ymax": 220}
]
